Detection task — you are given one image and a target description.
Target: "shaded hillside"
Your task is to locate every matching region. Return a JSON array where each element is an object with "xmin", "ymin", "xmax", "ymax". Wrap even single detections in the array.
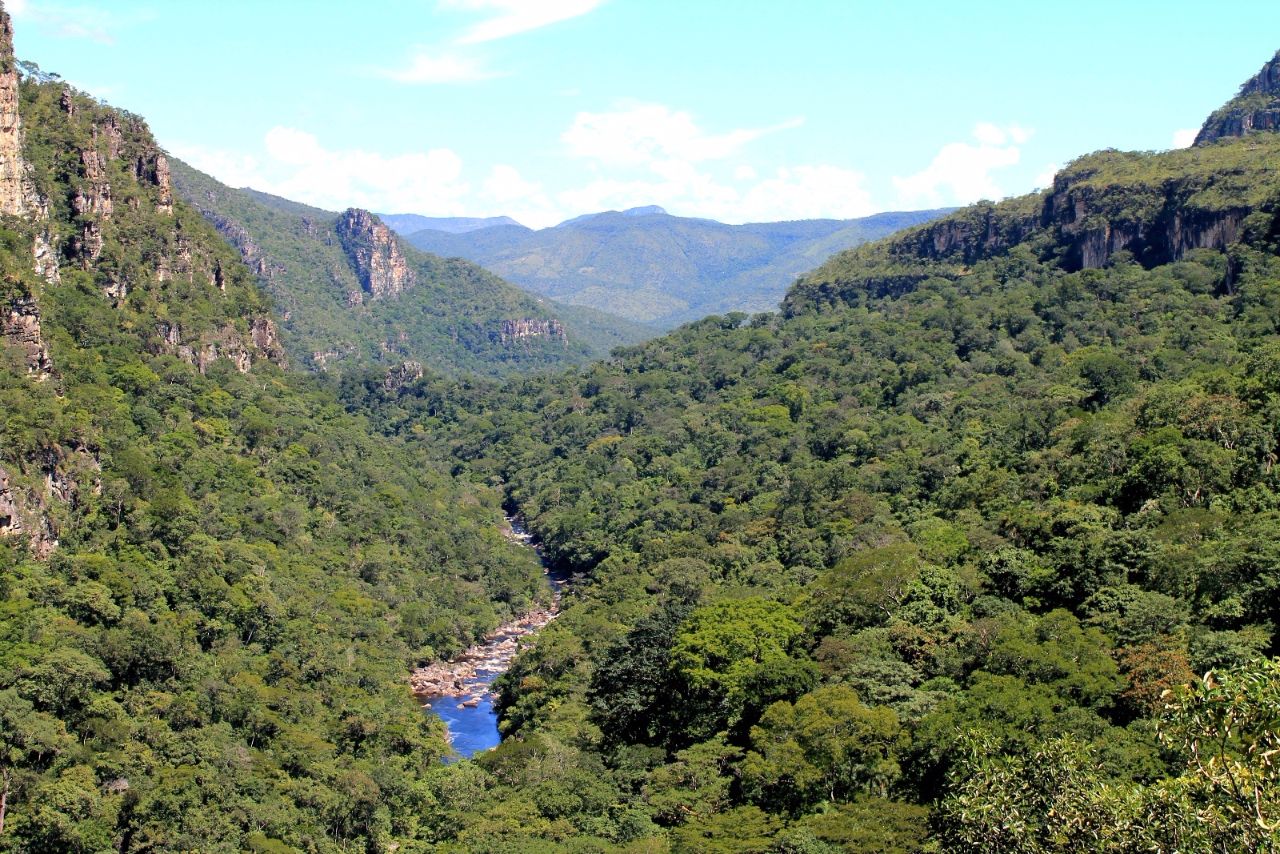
[
  {"xmin": 404, "ymin": 206, "xmax": 950, "ymax": 327},
  {"xmin": 170, "ymin": 163, "xmax": 652, "ymax": 375},
  {"xmin": 344, "ymin": 56, "xmax": 1280, "ymax": 853}
]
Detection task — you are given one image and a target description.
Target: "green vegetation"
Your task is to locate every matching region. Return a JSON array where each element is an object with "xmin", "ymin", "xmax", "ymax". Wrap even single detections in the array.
[
  {"xmin": 5, "ymin": 22, "xmax": 1280, "ymax": 854},
  {"xmin": 341, "ymin": 129, "xmax": 1280, "ymax": 850},
  {"xmin": 0, "ymin": 76, "xmax": 546, "ymax": 852},
  {"xmin": 170, "ymin": 162, "xmax": 652, "ymax": 376}
]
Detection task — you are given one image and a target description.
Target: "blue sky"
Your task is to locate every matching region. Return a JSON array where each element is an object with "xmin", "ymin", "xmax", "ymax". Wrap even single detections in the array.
[{"xmin": 10, "ymin": 0, "xmax": 1280, "ymax": 227}]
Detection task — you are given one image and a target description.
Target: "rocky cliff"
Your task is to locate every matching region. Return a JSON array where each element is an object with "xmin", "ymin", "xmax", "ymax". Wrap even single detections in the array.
[
  {"xmin": 337, "ymin": 208, "xmax": 415, "ymax": 300},
  {"xmin": 1195, "ymin": 51, "xmax": 1280, "ymax": 145},
  {"xmin": 498, "ymin": 318, "xmax": 568, "ymax": 346},
  {"xmin": 0, "ymin": 8, "xmax": 287, "ymax": 556},
  {"xmin": 785, "ymin": 137, "xmax": 1280, "ymax": 314},
  {"xmin": 0, "ymin": 6, "xmax": 36, "ymax": 217}
]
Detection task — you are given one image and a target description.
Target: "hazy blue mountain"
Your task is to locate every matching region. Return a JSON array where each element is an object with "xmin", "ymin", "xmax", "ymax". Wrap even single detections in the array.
[
  {"xmin": 403, "ymin": 207, "xmax": 953, "ymax": 327},
  {"xmin": 380, "ymin": 213, "xmax": 524, "ymax": 235}
]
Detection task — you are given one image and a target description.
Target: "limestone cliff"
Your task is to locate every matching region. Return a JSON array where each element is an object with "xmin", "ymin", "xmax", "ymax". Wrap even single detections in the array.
[
  {"xmin": 498, "ymin": 318, "xmax": 568, "ymax": 346},
  {"xmin": 336, "ymin": 208, "xmax": 415, "ymax": 299},
  {"xmin": 1196, "ymin": 51, "xmax": 1280, "ymax": 146},
  {"xmin": 2, "ymin": 295, "xmax": 52, "ymax": 376},
  {"xmin": 0, "ymin": 3, "xmax": 36, "ymax": 217}
]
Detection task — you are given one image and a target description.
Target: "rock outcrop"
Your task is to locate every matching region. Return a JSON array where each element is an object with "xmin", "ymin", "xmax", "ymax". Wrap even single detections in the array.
[
  {"xmin": 384, "ymin": 360, "xmax": 424, "ymax": 392},
  {"xmin": 336, "ymin": 208, "xmax": 415, "ymax": 299},
  {"xmin": 0, "ymin": 464, "xmax": 62, "ymax": 558},
  {"xmin": 155, "ymin": 318, "xmax": 284, "ymax": 374},
  {"xmin": 3, "ymin": 295, "xmax": 53, "ymax": 377},
  {"xmin": 498, "ymin": 318, "xmax": 567, "ymax": 346},
  {"xmin": 1196, "ymin": 51, "xmax": 1280, "ymax": 146},
  {"xmin": 0, "ymin": 5, "xmax": 36, "ymax": 217}
]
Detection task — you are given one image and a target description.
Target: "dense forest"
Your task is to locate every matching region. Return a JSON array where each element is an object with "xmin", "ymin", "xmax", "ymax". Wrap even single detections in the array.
[
  {"xmin": 341, "ymin": 93, "xmax": 1280, "ymax": 853},
  {"xmin": 0, "ymin": 37, "xmax": 548, "ymax": 854},
  {"xmin": 2, "ymin": 4, "xmax": 1279, "ymax": 851}
]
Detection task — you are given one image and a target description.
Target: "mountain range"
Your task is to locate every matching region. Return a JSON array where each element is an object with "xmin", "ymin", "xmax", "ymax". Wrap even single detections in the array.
[
  {"xmin": 168, "ymin": 162, "xmax": 654, "ymax": 375},
  {"xmin": 397, "ymin": 205, "xmax": 952, "ymax": 328}
]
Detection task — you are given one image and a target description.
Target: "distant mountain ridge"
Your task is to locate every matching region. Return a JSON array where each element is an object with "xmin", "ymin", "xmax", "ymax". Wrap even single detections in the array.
[
  {"xmin": 378, "ymin": 213, "xmax": 522, "ymax": 234},
  {"xmin": 398, "ymin": 207, "xmax": 953, "ymax": 328},
  {"xmin": 171, "ymin": 163, "xmax": 653, "ymax": 375}
]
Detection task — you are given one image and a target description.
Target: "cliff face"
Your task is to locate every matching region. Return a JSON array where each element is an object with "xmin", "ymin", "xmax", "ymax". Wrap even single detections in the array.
[
  {"xmin": 0, "ymin": 5, "xmax": 36, "ymax": 217},
  {"xmin": 499, "ymin": 318, "xmax": 568, "ymax": 346},
  {"xmin": 2, "ymin": 295, "xmax": 52, "ymax": 376},
  {"xmin": 337, "ymin": 208, "xmax": 415, "ymax": 299},
  {"xmin": 786, "ymin": 136, "xmax": 1280, "ymax": 315},
  {"xmin": 1195, "ymin": 51, "xmax": 1280, "ymax": 145},
  {"xmin": 0, "ymin": 11, "xmax": 288, "ymax": 556}
]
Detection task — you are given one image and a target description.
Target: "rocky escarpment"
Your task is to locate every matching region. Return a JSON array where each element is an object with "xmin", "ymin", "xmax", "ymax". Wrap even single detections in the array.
[
  {"xmin": 337, "ymin": 208, "xmax": 415, "ymax": 300},
  {"xmin": 1042, "ymin": 169, "xmax": 1251, "ymax": 273},
  {"xmin": 785, "ymin": 142, "xmax": 1278, "ymax": 315},
  {"xmin": 1195, "ymin": 51, "xmax": 1280, "ymax": 146},
  {"xmin": 3, "ymin": 294, "xmax": 52, "ymax": 376},
  {"xmin": 155, "ymin": 317, "xmax": 285, "ymax": 374},
  {"xmin": 384, "ymin": 359, "xmax": 424, "ymax": 392},
  {"xmin": 0, "ymin": 8, "xmax": 38, "ymax": 217},
  {"xmin": 498, "ymin": 318, "xmax": 567, "ymax": 346}
]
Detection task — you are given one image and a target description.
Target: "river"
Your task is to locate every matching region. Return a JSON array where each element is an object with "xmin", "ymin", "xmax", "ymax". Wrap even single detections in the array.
[{"xmin": 411, "ymin": 516, "xmax": 563, "ymax": 759}]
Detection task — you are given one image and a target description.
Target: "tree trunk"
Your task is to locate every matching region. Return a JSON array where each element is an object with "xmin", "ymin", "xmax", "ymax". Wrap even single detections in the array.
[{"xmin": 0, "ymin": 768, "xmax": 9, "ymax": 835}]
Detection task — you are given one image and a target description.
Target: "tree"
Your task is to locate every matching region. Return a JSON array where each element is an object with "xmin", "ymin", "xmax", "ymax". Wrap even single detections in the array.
[
  {"xmin": 0, "ymin": 689, "xmax": 71, "ymax": 837},
  {"xmin": 742, "ymin": 685, "xmax": 902, "ymax": 814},
  {"xmin": 669, "ymin": 598, "xmax": 816, "ymax": 743}
]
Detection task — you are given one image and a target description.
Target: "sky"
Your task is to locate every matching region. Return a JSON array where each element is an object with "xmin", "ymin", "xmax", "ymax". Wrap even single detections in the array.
[{"xmin": 9, "ymin": 0, "xmax": 1280, "ymax": 228}]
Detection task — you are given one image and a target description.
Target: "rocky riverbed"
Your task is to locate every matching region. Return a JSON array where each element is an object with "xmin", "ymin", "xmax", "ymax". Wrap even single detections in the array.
[
  {"xmin": 411, "ymin": 516, "xmax": 564, "ymax": 755},
  {"xmin": 409, "ymin": 603, "xmax": 559, "ymax": 702}
]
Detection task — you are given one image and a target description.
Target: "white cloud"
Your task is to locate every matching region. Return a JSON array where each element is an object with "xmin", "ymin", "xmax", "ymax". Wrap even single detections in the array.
[
  {"xmin": 9, "ymin": 1, "xmax": 121, "ymax": 44},
  {"xmin": 441, "ymin": 0, "xmax": 605, "ymax": 44},
  {"xmin": 893, "ymin": 123, "xmax": 1033, "ymax": 207},
  {"xmin": 1034, "ymin": 163, "xmax": 1059, "ymax": 188},
  {"xmin": 1172, "ymin": 128, "xmax": 1198, "ymax": 149},
  {"xmin": 172, "ymin": 127, "xmax": 471, "ymax": 215},
  {"xmin": 563, "ymin": 103, "xmax": 802, "ymax": 166},
  {"xmin": 737, "ymin": 166, "xmax": 874, "ymax": 222},
  {"xmin": 375, "ymin": 49, "xmax": 500, "ymax": 84}
]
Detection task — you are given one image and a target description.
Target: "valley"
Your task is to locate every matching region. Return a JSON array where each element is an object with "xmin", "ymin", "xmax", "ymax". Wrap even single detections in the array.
[{"xmin": 0, "ymin": 3, "xmax": 1278, "ymax": 852}]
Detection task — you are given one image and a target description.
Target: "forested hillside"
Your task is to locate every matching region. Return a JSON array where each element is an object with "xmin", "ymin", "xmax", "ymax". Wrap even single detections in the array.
[
  {"xmin": 170, "ymin": 162, "xmax": 652, "ymax": 375},
  {"xmin": 0, "ymin": 16, "xmax": 548, "ymax": 852},
  {"xmin": 404, "ymin": 207, "xmax": 950, "ymax": 328},
  {"xmin": 345, "ymin": 65, "xmax": 1280, "ymax": 852}
]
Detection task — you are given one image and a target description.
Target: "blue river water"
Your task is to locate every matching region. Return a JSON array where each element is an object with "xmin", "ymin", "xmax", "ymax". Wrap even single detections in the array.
[
  {"xmin": 423, "ymin": 667, "xmax": 505, "ymax": 758},
  {"xmin": 420, "ymin": 516, "xmax": 564, "ymax": 760}
]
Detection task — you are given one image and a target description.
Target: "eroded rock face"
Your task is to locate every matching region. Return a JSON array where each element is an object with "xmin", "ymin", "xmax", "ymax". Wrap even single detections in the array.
[
  {"xmin": 1196, "ymin": 51, "xmax": 1280, "ymax": 146},
  {"xmin": 3, "ymin": 295, "xmax": 53, "ymax": 377},
  {"xmin": 1044, "ymin": 174, "xmax": 1248, "ymax": 272},
  {"xmin": 0, "ymin": 6, "xmax": 34, "ymax": 217},
  {"xmin": 383, "ymin": 360, "xmax": 424, "ymax": 392},
  {"xmin": 0, "ymin": 464, "xmax": 61, "ymax": 559},
  {"xmin": 132, "ymin": 151, "xmax": 174, "ymax": 215},
  {"xmin": 250, "ymin": 317, "xmax": 286, "ymax": 366},
  {"xmin": 155, "ymin": 318, "xmax": 285, "ymax": 373},
  {"xmin": 336, "ymin": 208, "xmax": 415, "ymax": 299},
  {"xmin": 498, "ymin": 318, "xmax": 567, "ymax": 346},
  {"xmin": 0, "ymin": 466, "xmax": 22, "ymax": 537}
]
